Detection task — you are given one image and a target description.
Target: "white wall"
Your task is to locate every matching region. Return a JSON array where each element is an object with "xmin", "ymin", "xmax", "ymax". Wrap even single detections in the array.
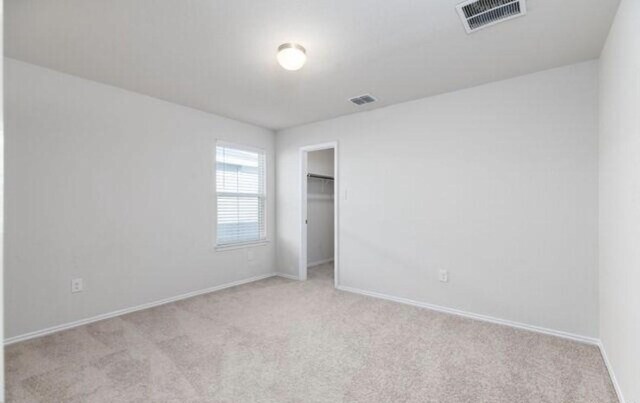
[
  {"xmin": 307, "ymin": 149, "xmax": 334, "ymax": 266},
  {"xmin": 277, "ymin": 61, "xmax": 599, "ymax": 338},
  {"xmin": 5, "ymin": 59, "xmax": 276, "ymax": 340},
  {"xmin": 308, "ymin": 149, "xmax": 334, "ymax": 177},
  {"xmin": 598, "ymin": 0, "xmax": 640, "ymax": 400},
  {"xmin": 1, "ymin": 2, "xmax": 5, "ymax": 399}
]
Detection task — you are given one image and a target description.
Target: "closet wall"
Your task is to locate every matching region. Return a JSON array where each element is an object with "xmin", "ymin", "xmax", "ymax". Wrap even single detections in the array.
[{"xmin": 307, "ymin": 149, "xmax": 334, "ymax": 266}]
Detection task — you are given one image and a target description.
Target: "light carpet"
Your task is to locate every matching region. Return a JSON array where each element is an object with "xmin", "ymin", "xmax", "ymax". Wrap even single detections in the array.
[{"xmin": 5, "ymin": 264, "xmax": 618, "ymax": 402}]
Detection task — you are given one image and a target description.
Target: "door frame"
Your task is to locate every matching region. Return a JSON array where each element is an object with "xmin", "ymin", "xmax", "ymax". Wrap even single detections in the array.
[{"xmin": 299, "ymin": 141, "xmax": 339, "ymax": 287}]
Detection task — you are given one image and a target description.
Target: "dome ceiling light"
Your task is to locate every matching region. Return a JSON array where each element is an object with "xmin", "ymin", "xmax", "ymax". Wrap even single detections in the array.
[{"xmin": 277, "ymin": 43, "xmax": 307, "ymax": 71}]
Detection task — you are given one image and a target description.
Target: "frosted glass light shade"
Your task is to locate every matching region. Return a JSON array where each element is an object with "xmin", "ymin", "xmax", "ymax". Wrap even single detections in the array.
[{"xmin": 277, "ymin": 43, "xmax": 307, "ymax": 71}]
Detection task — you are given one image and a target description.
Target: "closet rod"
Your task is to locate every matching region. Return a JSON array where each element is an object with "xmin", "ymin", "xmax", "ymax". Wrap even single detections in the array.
[{"xmin": 307, "ymin": 173, "xmax": 334, "ymax": 181}]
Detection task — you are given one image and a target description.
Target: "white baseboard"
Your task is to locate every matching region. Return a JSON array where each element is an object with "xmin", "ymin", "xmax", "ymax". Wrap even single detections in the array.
[
  {"xmin": 598, "ymin": 341, "xmax": 626, "ymax": 403},
  {"xmin": 4, "ymin": 272, "xmax": 277, "ymax": 345},
  {"xmin": 275, "ymin": 272, "xmax": 301, "ymax": 280},
  {"xmin": 336, "ymin": 285, "xmax": 599, "ymax": 346},
  {"xmin": 307, "ymin": 258, "xmax": 334, "ymax": 268}
]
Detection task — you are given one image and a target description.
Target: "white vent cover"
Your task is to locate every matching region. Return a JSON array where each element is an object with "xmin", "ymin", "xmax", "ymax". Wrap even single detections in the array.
[
  {"xmin": 349, "ymin": 94, "xmax": 377, "ymax": 106},
  {"xmin": 456, "ymin": 0, "xmax": 527, "ymax": 33}
]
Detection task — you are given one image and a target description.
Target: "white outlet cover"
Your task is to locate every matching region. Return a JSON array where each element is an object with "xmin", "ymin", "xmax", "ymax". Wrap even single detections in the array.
[
  {"xmin": 439, "ymin": 269, "xmax": 449, "ymax": 283},
  {"xmin": 71, "ymin": 278, "xmax": 83, "ymax": 293}
]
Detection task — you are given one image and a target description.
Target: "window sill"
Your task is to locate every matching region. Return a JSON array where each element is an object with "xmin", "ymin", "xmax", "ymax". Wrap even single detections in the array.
[{"xmin": 215, "ymin": 240, "xmax": 270, "ymax": 252}]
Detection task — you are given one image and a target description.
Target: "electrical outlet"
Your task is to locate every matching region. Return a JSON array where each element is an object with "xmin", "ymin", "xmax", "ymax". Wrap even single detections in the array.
[
  {"xmin": 247, "ymin": 249, "xmax": 255, "ymax": 262},
  {"xmin": 71, "ymin": 278, "xmax": 83, "ymax": 293},
  {"xmin": 438, "ymin": 269, "xmax": 449, "ymax": 283}
]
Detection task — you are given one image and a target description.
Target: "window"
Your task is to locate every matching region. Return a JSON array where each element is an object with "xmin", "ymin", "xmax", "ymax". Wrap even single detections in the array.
[{"xmin": 216, "ymin": 143, "xmax": 266, "ymax": 247}]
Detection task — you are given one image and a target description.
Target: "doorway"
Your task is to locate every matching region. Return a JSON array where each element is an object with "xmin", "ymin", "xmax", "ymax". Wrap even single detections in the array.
[{"xmin": 300, "ymin": 142, "xmax": 338, "ymax": 286}]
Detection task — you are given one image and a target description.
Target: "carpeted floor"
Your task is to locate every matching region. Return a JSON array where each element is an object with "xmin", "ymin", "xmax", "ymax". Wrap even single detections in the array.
[{"xmin": 6, "ymin": 263, "xmax": 617, "ymax": 402}]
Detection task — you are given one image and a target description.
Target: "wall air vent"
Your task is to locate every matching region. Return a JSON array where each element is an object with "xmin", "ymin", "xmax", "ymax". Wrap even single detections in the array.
[
  {"xmin": 456, "ymin": 0, "xmax": 527, "ymax": 34},
  {"xmin": 349, "ymin": 94, "xmax": 377, "ymax": 106}
]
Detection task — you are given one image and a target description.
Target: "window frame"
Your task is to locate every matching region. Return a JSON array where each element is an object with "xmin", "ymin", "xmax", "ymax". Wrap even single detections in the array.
[{"xmin": 215, "ymin": 141, "xmax": 268, "ymax": 250}]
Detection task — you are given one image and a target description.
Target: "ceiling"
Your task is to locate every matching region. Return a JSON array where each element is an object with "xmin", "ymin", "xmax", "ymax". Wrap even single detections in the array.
[{"xmin": 6, "ymin": 0, "xmax": 620, "ymax": 130}]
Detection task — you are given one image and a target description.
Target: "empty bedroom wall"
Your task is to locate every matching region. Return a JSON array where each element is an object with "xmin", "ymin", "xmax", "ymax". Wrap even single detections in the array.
[
  {"xmin": 4, "ymin": 59, "xmax": 276, "ymax": 340},
  {"xmin": 277, "ymin": 61, "xmax": 599, "ymax": 338},
  {"xmin": 598, "ymin": 0, "xmax": 640, "ymax": 400}
]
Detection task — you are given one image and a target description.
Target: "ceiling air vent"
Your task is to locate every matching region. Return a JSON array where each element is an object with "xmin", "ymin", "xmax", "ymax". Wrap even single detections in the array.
[
  {"xmin": 456, "ymin": 0, "xmax": 527, "ymax": 34},
  {"xmin": 349, "ymin": 94, "xmax": 377, "ymax": 106}
]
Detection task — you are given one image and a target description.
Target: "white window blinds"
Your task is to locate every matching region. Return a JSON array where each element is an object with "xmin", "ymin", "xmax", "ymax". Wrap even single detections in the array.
[{"xmin": 216, "ymin": 144, "xmax": 266, "ymax": 246}]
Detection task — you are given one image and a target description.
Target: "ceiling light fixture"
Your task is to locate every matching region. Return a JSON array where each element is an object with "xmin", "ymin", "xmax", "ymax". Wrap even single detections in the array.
[{"xmin": 277, "ymin": 43, "xmax": 307, "ymax": 71}]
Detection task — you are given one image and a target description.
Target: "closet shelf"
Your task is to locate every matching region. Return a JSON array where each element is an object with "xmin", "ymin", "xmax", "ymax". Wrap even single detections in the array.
[{"xmin": 307, "ymin": 173, "xmax": 334, "ymax": 180}]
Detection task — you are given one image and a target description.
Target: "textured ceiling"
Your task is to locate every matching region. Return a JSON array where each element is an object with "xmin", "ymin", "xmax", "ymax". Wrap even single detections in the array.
[{"xmin": 6, "ymin": 0, "xmax": 620, "ymax": 130}]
